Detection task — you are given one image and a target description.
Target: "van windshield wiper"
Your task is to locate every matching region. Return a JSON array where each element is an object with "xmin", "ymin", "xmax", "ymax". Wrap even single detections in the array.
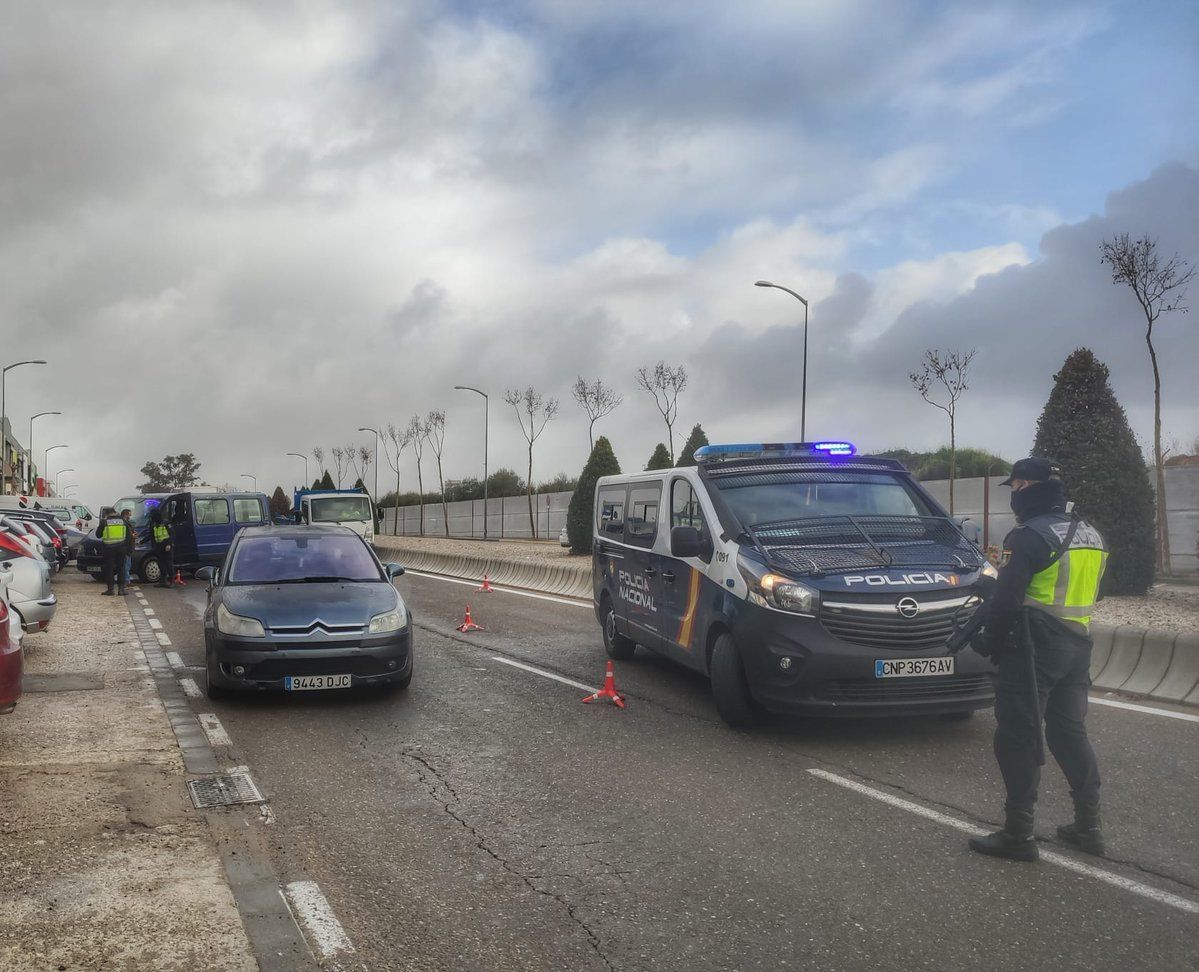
[{"xmin": 844, "ymin": 515, "xmax": 894, "ymax": 567}]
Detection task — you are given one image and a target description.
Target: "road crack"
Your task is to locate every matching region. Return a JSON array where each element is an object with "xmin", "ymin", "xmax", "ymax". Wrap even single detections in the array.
[{"xmin": 400, "ymin": 746, "xmax": 616, "ymax": 971}]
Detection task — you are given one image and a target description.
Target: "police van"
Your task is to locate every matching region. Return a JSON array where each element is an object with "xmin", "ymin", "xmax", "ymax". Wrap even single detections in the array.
[{"xmin": 592, "ymin": 442, "xmax": 998, "ymax": 726}]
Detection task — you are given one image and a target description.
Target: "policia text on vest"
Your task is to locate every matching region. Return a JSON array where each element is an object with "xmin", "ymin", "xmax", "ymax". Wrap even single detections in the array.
[{"xmin": 969, "ymin": 463, "xmax": 1108, "ymax": 863}]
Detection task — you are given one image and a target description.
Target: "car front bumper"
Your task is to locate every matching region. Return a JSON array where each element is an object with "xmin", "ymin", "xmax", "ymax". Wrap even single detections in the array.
[
  {"xmin": 206, "ymin": 626, "xmax": 413, "ymax": 691},
  {"xmin": 733, "ymin": 603, "xmax": 995, "ymax": 717}
]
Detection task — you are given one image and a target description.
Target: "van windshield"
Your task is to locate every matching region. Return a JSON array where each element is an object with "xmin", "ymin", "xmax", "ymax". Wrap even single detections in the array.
[
  {"xmin": 113, "ymin": 496, "xmax": 164, "ymax": 527},
  {"xmin": 309, "ymin": 496, "xmax": 372, "ymax": 522},
  {"xmin": 713, "ymin": 472, "xmax": 933, "ymax": 528}
]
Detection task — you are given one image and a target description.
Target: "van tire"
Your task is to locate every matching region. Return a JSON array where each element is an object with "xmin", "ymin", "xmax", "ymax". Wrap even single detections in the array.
[
  {"xmin": 710, "ymin": 632, "xmax": 757, "ymax": 728},
  {"xmin": 602, "ymin": 598, "xmax": 637, "ymax": 661},
  {"xmin": 139, "ymin": 556, "xmax": 163, "ymax": 584}
]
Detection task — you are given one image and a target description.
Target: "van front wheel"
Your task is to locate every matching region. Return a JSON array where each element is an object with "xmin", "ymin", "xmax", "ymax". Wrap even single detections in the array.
[
  {"xmin": 710, "ymin": 632, "xmax": 757, "ymax": 728},
  {"xmin": 139, "ymin": 556, "xmax": 163, "ymax": 584},
  {"xmin": 602, "ymin": 600, "xmax": 637, "ymax": 661}
]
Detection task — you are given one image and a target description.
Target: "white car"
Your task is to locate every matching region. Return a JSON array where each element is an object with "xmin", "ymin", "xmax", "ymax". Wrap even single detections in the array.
[{"xmin": 0, "ymin": 533, "xmax": 56, "ymax": 633}]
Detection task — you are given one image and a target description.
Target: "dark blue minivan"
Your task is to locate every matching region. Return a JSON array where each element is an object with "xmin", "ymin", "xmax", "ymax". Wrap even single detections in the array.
[{"xmin": 78, "ymin": 491, "xmax": 270, "ymax": 584}]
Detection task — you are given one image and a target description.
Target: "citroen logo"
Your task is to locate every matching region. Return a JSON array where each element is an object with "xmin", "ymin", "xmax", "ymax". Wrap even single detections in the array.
[{"xmin": 897, "ymin": 597, "xmax": 920, "ymax": 619}]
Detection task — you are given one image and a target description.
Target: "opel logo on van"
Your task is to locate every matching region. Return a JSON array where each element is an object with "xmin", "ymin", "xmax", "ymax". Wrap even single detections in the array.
[{"xmin": 896, "ymin": 597, "xmax": 920, "ymax": 619}]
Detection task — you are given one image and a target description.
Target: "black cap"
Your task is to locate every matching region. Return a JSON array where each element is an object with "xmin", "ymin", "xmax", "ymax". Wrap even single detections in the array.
[{"xmin": 1001, "ymin": 457, "xmax": 1061, "ymax": 487}]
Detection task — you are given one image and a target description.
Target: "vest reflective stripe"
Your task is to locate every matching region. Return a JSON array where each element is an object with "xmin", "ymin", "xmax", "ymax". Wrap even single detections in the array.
[
  {"xmin": 1020, "ymin": 513, "xmax": 1108, "ymax": 632},
  {"xmin": 153, "ymin": 525, "xmax": 169, "ymax": 543},
  {"xmin": 101, "ymin": 518, "xmax": 127, "ymax": 545}
]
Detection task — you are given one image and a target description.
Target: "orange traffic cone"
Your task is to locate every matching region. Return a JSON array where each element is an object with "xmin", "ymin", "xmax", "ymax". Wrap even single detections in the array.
[
  {"xmin": 456, "ymin": 605, "xmax": 485, "ymax": 632},
  {"xmin": 478, "ymin": 573, "xmax": 495, "ymax": 593},
  {"xmin": 582, "ymin": 660, "xmax": 625, "ymax": 708},
  {"xmin": 172, "ymin": 569, "xmax": 184, "ymax": 586}
]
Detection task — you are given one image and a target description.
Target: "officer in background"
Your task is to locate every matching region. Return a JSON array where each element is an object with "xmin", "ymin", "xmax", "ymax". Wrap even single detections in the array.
[
  {"xmin": 150, "ymin": 508, "xmax": 174, "ymax": 588},
  {"xmin": 120, "ymin": 508, "xmax": 136, "ymax": 588},
  {"xmin": 970, "ymin": 458, "xmax": 1109, "ymax": 862},
  {"xmin": 96, "ymin": 507, "xmax": 131, "ymax": 596}
]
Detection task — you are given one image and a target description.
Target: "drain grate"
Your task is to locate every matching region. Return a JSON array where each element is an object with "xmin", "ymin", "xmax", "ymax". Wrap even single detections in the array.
[{"xmin": 187, "ymin": 772, "xmax": 265, "ymax": 809}]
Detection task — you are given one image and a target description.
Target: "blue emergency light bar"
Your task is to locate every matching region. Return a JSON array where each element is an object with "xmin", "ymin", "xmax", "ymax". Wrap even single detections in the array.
[{"xmin": 694, "ymin": 441, "xmax": 857, "ymax": 463}]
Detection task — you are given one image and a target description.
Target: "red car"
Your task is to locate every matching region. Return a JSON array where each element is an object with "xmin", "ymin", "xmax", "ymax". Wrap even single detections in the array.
[{"xmin": 0, "ymin": 594, "xmax": 22, "ymax": 713}]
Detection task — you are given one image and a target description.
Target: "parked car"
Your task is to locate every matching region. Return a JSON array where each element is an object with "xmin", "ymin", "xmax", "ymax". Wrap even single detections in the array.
[
  {"xmin": 77, "ymin": 491, "xmax": 270, "ymax": 583},
  {"xmin": 2, "ymin": 509, "xmax": 68, "ymax": 569},
  {"xmin": 0, "ymin": 575, "xmax": 23, "ymax": 713},
  {"xmin": 0, "ymin": 528, "xmax": 56, "ymax": 633},
  {"xmin": 1, "ymin": 516, "xmax": 54, "ymax": 565},
  {"xmin": 197, "ymin": 525, "xmax": 411, "ymax": 698}
]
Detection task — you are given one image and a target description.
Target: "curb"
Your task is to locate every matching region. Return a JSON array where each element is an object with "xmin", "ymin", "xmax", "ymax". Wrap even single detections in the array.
[{"xmin": 375, "ymin": 541, "xmax": 1199, "ymax": 709}]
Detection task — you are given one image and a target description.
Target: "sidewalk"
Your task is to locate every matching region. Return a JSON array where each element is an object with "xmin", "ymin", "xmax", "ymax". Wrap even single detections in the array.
[{"xmin": 0, "ymin": 571, "xmax": 256, "ymax": 971}]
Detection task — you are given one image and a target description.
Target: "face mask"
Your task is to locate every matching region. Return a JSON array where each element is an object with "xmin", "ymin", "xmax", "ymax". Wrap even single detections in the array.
[{"xmin": 1011, "ymin": 479, "xmax": 1065, "ymax": 520}]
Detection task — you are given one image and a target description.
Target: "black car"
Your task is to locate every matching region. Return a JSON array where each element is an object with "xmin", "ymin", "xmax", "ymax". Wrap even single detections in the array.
[{"xmin": 198, "ymin": 524, "xmax": 412, "ymax": 698}]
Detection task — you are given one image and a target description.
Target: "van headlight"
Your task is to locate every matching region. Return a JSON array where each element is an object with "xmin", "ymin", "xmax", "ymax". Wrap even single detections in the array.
[
  {"xmin": 369, "ymin": 602, "xmax": 408, "ymax": 633},
  {"xmin": 737, "ymin": 553, "xmax": 818, "ymax": 616},
  {"xmin": 980, "ymin": 561, "xmax": 999, "ymax": 581},
  {"xmin": 216, "ymin": 603, "xmax": 265, "ymax": 638}
]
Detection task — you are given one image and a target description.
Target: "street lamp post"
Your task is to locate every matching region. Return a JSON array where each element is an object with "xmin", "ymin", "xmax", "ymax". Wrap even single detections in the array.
[
  {"xmin": 240, "ymin": 473, "xmax": 257, "ymax": 492},
  {"xmin": 60, "ymin": 484, "xmax": 78, "ymax": 497},
  {"xmin": 1, "ymin": 359, "xmax": 48, "ymax": 495},
  {"xmin": 755, "ymin": 281, "xmax": 810, "ymax": 440},
  {"xmin": 453, "ymin": 386, "xmax": 489, "ymax": 540},
  {"xmin": 357, "ymin": 428, "xmax": 380, "ymax": 516},
  {"xmin": 54, "ymin": 468, "xmax": 75, "ymax": 493},
  {"xmin": 44, "ymin": 445, "xmax": 67, "ymax": 488},
  {"xmin": 29, "ymin": 410, "xmax": 61, "ymax": 492},
  {"xmin": 286, "ymin": 452, "xmax": 309, "ymax": 489}
]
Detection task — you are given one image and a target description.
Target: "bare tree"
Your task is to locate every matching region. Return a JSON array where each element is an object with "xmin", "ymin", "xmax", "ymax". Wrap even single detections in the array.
[
  {"xmin": 311, "ymin": 447, "xmax": 325, "ymax": 486},
  {"xmin": 635, "ymin": 361, "xmax": 687, "ymax": 463},
  {"xmin": 572, "ymin": 377, "xmax": 623, "ymax": 451},
  {"xmin": 504, "ymin": 387, "xmax": 560, "ymax": 538},
  {"xmin": 425, "ymin": 410, "xmax": 450, "ymax": 537},
  {"xmin": 353, "ymin": 444, "xmax": 373, "ymax": 491},
  {"xmin": 909, "ymin": 348, "xmax": 977, "ymax": 515},
  {"xmin": 1102, "ymin": 234, "xmax": 1195, "ymax": 575},
  {"xmin": 331, "ymin": 445, "xmax": 351, "ymax": 488},
  {"xmin": 382, "ymin": 423, "xmax": 411, "ymax": 505},
  {"xmin": 406, "ymin": 415, "xmax": 428, "ymax": 536}
]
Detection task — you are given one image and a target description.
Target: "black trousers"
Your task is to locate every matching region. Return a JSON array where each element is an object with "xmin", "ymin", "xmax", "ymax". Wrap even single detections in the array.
[
  {"xmin": 101, "ymin": 547, "xmax": 126, "ymax": 591},
  {"xmin": 154, "ymin": 542, "xmax": 173, "ymax": 582},
  {"xmin": 993, "ymin": 613, "xmax": 1101, "ymax": 812}
]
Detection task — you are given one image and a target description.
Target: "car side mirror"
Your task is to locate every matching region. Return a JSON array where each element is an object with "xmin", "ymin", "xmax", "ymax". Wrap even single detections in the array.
[
  {"xmin": 671, "ymin": 525, "xmax": 711, "ymax": 561},
  {"xmin": 386, "ymin": 563, "xmax": 405, "ymax": 578},
  {"xmin": 195, "ymin": 566, "xmax": 216, "ymax": 585}
]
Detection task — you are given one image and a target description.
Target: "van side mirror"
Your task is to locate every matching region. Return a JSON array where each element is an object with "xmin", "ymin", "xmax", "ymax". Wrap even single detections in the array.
[
  {"xmin": 386, "ymin": 563, "xmax": 405, "ymax": 578},
  {"xmin": 671, "ymin": 525, "xmax": 711, "ymax": 561}
]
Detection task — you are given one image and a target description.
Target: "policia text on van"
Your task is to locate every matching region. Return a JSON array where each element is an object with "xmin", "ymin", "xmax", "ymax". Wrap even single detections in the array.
[{"xmin": 592, "ymin": 442, "xmax": 1000, "ymax": 727}]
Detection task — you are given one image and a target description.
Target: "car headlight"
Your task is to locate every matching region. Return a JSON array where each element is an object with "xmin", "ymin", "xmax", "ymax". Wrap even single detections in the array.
[
  {"xmin": 737, "ymin": 552, "xmax": 819, "ymax": 616},
  {"xmin": 980, "ymin": 561, "xmax": 1000, "ymax": 581},
  {"xmin": 368, "ymin": 601, "xmax": 408, "ymax": 633},
  {"xmin": 216, "ymin": 603, "xmax": 265, "ymax": 638}
]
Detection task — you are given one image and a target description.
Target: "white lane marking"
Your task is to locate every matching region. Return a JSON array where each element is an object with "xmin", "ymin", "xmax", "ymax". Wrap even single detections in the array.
[
  {"xmin": 197, "ymin": 713, "xmax": 232, "ymax": 747},
  {"xmin": 179, "ymin": 677, "xmax": 202, "ymax": 698},
  {"xmin": 156, "ymin": 631, "xmax": 172, "ymax": 646},
  {"xmin": 401, "ymin": 567, "xmax": 590, "ymax": 609},
  {"xmin": 284, "ymin": 880, "xmax": 356, "ymax": 960},
  {"xmin": 807, "ymin": 768, "xmax": 1199, "ymax": 916},
  {"xmin": 148, "ymin": 617, "xmax": 163, "ymax": 630},
  {"xmin": 1090, "ymin": 696, "xmax": 1199, "ymax": 724},
  {"xmin": 489, "ymin": 655, "xmax": 597, "ymax": 693},
  {"xmin": 143, "ymin": 606, "xmax": 155, "ymax": 616},
  {"xmin": 165, "ymin": 651, "xmax": 185, "ymax": 670}
]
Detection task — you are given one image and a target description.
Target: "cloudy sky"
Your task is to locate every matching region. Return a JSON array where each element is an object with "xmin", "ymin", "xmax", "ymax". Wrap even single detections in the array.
[{"xmin": 2, "ymin": 0, "xmax": 1197, "ymax": 504}]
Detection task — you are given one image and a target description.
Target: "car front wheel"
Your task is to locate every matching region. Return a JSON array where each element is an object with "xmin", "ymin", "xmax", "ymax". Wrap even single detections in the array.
[{"xmin": 205, "ymin": 653, "xmax": 231, "ymax": 700}]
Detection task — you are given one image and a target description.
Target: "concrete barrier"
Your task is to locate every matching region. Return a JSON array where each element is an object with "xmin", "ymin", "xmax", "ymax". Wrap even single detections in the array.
[
  {"xmin": 1120, "ymin": 630, "xmax": 1177, "ymax": 696},
  {"xmin": 1156, "ymin": 633, "xmax": 1199, "ymax": 703},
  {"xmin": 1089, "ymin": 625, "xmax": 1116, "ymax": 681},
  {"xmin": 1093, "ymin": 626, "xmax": 1146, "ymax": 691}
]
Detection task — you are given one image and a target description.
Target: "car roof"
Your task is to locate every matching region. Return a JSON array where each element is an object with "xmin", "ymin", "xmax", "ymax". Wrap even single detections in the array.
[{"xmin": 237, "ymin": 524, "xmax": 358, "ymax": 539}]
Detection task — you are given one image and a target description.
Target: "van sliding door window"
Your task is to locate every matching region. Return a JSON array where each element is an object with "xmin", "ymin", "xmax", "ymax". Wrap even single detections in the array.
[
  {"xmin": 625, "ymin": 485, "xmax": 661, "ymax": 548},
  {"xmin": 596, "ymin": 487, "xmax": 625, "ymax": 537},
  {"xmin": 233, "ymin": 498, "xmax": 265, "ymax": 524},
  {"xmin": 194, "ymin": 498, "xmax": 230, "ymax": 525}
]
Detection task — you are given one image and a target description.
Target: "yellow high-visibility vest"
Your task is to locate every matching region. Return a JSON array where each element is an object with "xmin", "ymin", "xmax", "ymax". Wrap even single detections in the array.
[
  {"xmin": 101, "ymin": 518, "xmax": 127, "ymax": 545},
  {"xmin": 153, "ymin": 525, "xmax": 169, "ymax": 543},
  {"xmin": 1021, "ymin": 514, "xmax": 1108, "ymax": 633}
]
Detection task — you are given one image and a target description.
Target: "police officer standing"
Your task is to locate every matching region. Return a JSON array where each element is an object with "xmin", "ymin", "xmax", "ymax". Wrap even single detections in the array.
[
  {"xmin": 150, "ymin": 508, "xmax": 174, "ymax": 588},
  {"xmin": 96, "ymin": 507, "xmax": 132, "ymax": 596},
  {"xmin": 970, "ymin": 458, "xmax": 1109, "ymax": 862}
]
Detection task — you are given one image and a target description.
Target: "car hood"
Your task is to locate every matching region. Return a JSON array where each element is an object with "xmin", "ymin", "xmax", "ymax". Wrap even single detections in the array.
[{"xmin": 219, "ymin": 582, "xmax": 397, "ymax": 627}]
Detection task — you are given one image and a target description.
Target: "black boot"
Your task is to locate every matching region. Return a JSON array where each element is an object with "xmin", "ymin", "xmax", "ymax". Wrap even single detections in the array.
[
  {"xmin": 1057, "ymin": 802, "xmax": 1105, "ymax": 856},
  {"xmin": 969, "ymin": 807, "xmax": 1038, "ymax": 862}
]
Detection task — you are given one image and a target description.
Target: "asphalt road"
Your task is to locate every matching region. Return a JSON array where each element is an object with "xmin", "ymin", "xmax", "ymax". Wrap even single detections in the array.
[{"xmin": 132, "ymin": 570, "xmax": 1199, "ymax": 971}]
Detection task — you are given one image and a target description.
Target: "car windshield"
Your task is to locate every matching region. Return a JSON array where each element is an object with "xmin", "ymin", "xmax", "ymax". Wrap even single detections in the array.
[
  {"xmin": 227, "ymin": 534, "xmax": 382, "ymax": 584},
  {"xmin": 309, "ymin": 496, "xmax": 372, "ymax": 522},
  {"xmin": 713, "ymin": 472, "xmax": 933, "ymax": 528},
  {"xmin": 114, "ymin": 496, "xmax": 163, "ymax": 527}
]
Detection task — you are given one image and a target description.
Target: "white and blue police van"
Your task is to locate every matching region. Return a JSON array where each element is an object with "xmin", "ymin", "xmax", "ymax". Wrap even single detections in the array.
[{"xmin": 592, "ymin": 442, "xmax": 999, "ymax": 726}]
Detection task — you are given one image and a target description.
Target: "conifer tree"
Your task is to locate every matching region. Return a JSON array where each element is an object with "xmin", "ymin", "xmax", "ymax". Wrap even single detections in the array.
[
  {"xmin": 645, "ymin": 443, "xmax": 672, "ymax": 471},
  {"xmin": 676, "ymin": 424, "xmax": 710, "ymax": 467},
  {"xmin": 1033, "ymin": 348, "xmax": 1155, "ymax": 594},
  {"xmin": 566, "ymin": 437, "xmax": 621, "ymax": 554}
]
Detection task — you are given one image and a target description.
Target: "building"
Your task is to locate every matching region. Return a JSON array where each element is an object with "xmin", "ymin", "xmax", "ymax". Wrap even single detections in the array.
[{"xmin": 0, "ymin": 417, "xmax": 33, "ymax": 495}]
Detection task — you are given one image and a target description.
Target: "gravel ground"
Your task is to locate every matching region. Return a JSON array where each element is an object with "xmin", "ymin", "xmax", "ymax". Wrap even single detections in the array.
[
  {"xmin": 376, "ymin": 534, "xmax": 581, "ymax": 563},
  {"xmin": 1093, "ymin": 582, "xmax": 1199, "ymax": 634}
]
